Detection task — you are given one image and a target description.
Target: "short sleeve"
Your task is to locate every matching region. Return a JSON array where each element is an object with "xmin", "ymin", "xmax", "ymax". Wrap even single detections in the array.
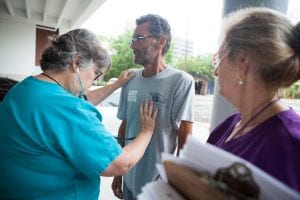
[
  {"xmin": 172, "ymin": 74, "xmax": 195, "ymax": 130},
  {"xmin": 117, "ymin": 69, "xmax": 140, "ymax": 121},
  {"xmin": 117, "ymin": 85, "xmax": 128, "ymax": 121}
]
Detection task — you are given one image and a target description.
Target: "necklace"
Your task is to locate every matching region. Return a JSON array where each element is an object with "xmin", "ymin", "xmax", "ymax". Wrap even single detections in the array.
[
  {"xmin": 41, "ymin": 73, "xmax": 88, "ymax": 101},
  {"xmin": 232, "ymin": 98, "xmax": 280, "ymax": 139},
  {"xmin": 41, "ymin": 73, "xmax": 62, "ymax": 88}
]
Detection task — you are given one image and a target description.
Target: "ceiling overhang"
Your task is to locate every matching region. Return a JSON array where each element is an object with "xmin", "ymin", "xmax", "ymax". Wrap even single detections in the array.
[{"xmin": 0, "ymin": 0, "xmax": 106, "ymax": 31}]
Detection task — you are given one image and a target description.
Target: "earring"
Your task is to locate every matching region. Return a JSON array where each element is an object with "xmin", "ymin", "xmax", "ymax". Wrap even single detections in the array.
[{"xmin": 237, "ymin": 74, "xmax": 244, "ymax": 85}]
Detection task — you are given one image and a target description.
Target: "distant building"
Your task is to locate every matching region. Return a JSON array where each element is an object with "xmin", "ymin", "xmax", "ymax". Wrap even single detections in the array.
[
  {"xmin": 193, "ymin": 74, "xmax": 215, "ymax": 95},
  {"xmin": 172, "ymin": 36, "xmax": 194, "ymax": 60}
]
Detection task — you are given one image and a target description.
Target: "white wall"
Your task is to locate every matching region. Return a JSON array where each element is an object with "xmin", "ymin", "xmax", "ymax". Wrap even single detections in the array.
[{"xmin": 0, "ymin": 18, "xmax": 36, "ymax": 81}]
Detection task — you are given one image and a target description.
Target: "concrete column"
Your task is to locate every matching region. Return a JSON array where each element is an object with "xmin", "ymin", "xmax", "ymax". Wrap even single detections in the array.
[{"xmin": 209, "ymin": 0, "xmax": 289, "ymax": 131}]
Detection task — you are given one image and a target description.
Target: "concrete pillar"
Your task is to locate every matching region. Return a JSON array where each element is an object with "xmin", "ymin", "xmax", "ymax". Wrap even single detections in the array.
[
  {"xmin": 222, "ymin": 0, "xmax": 288, "ymax": 15},
  {"xmin": 210, "ymin": 0, "xmax": 289, "ymax": 131}
]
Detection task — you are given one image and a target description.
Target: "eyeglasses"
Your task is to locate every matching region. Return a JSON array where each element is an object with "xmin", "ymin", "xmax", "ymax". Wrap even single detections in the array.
[
  {"xmin": 129, "ymin": 35, "xmax": 160, "ymax": 45},
  {"xmin": 94, "ymin": 71, "xmax": 103, "ymax": 81}
]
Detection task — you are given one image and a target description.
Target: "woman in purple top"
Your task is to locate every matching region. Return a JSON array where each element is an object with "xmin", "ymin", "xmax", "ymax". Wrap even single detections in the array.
[{"xmin": 207, "ymin": 7, "xmax": 300, "ymax": 193}]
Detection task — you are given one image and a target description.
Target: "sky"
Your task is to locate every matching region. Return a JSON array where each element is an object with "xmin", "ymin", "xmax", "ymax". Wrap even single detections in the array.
[{"xmin": 81, "ymin": 0, "xmax": 300, "ymax": 55}]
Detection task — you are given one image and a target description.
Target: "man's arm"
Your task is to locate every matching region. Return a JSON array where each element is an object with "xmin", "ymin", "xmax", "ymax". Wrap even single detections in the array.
[
  {"xmin": 176, "ymin": 120, "xmax": 193, "ymax": 156},
  {"xmin": 116, "ymin": 120, "xmax": 127, "ymax": 147}
]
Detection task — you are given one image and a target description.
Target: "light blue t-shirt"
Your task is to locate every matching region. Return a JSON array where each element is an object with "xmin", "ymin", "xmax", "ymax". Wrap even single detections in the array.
[
  {"xmin": 117, "ymin": 67, "xmax": 195, "ymax": 196},
  {"xmin": 0, "ymin": 76, "xmax": 122, "ymax": 199}
]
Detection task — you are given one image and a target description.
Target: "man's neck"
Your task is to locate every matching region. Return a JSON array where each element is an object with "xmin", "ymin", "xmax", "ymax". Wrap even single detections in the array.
[{"xmin": 143, "ymin": 61, "xmax": 166, "ymax": 77}]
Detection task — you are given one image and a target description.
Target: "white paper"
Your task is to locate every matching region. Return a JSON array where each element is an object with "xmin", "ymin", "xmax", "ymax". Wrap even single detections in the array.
[
  {"xmin": 138, "ymin": 135, "xmax": 300, "ymax": 200},
  {"xmin": 182, "ymin": 136, "xmax": 300, "ymax": 199},
  {"xmin": 137, "ymin": 181, "xmax": 184, "ymax": 200},
  {"xmin": 156, "ymin": 163, "xmax": 167, "ymax": 182}
]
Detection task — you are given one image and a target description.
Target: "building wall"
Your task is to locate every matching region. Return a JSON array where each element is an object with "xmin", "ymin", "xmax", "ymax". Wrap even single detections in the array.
[
  {"xmin": 0, "ymin": 19, "xmax": 36, "ymax": 81},
  {"xmin": 172, "ymin": 37, "xmax": 194, "ymax": 60}
]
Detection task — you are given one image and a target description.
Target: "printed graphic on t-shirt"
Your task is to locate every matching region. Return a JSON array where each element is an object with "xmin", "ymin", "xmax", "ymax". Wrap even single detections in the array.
[
  {"xmin": 128, "ymin": 90, "xmax": 138, "ymax": 102},
  {"xmin": 150, "ymin": 92, "xmax": 167, "ymax": 105}
]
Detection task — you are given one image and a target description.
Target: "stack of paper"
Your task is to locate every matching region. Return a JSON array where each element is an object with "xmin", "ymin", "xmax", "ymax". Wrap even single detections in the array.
[
  {"xmin": 138, "ymin": 180, "xmax": 185, "ymax": 200},
  {"xmin": 137, "ymin": 135, "xmax": 300, "ymax": 200}
]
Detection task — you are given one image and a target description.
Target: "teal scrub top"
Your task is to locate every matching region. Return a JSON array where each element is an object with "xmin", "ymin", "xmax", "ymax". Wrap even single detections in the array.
[{"xmin": 0, "ymin": 77, "xmax": 122, "ymax": 199}]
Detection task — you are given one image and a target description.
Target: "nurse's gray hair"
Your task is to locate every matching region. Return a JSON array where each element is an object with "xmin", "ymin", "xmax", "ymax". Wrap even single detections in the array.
[{"xmin": 40, "ymin": 28, "xmax": 111, "ymax": 71}]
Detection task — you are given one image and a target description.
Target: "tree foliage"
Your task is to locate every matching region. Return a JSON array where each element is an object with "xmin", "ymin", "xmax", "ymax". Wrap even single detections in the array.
[
  {"xmin": 174, "ymin": 54, "xmax": 215, "ymax": 80},
  {"xmin": 284, "ymin": 81, "xmax": 300, "ymax": 99},
  {"xmin": 99, "ymin": 30, "xmax": 141, "ymax": 81},
  {"xmin": 165, "ymin": 42, "xmax": 174, "ymax": 65}
]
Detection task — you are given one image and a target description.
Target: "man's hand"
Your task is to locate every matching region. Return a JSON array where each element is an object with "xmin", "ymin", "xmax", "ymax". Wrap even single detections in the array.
[{"xmin": 112, "ymin": 176, "xmax": 123, "ymax": 199}]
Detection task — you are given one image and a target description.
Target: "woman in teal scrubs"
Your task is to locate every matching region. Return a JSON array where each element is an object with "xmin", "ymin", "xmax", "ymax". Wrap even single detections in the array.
[{"xmin": 0, "ymin": 28, "xmax": 157, "ymax": 199}]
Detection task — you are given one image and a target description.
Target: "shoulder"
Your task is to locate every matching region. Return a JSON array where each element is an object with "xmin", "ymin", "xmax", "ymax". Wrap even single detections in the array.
[
  {"xmin": 121, "ymin": 69, "xmax": 142, "ymax": 90},
  {"xmin": 131, "ymin": 68, "xmax": 143, "ymax": 77},
  {"xmin": 214, "ymin": 113, "xmax": 240, "ymax": 131},
  {"xmin": 207, "ymin": 113, "xmax": 240, "ymax": 144},
  {"xmin": 275, "ymin": 110, "xmax": 300, "ymax": 141},
  {"xmin": 8, "ymin": 76, "xmax": 35, "ymax": 93},
  {"xmin": 167, "ymin": 66, "xmax": 194, "ymax": 83},
  {"xmin": 168, "ymin": 66, "xmax": 193, "ymax": 78},
  {"xmin": 125, "ymin": 68, "xmax": 142, "ymax": 84}
]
